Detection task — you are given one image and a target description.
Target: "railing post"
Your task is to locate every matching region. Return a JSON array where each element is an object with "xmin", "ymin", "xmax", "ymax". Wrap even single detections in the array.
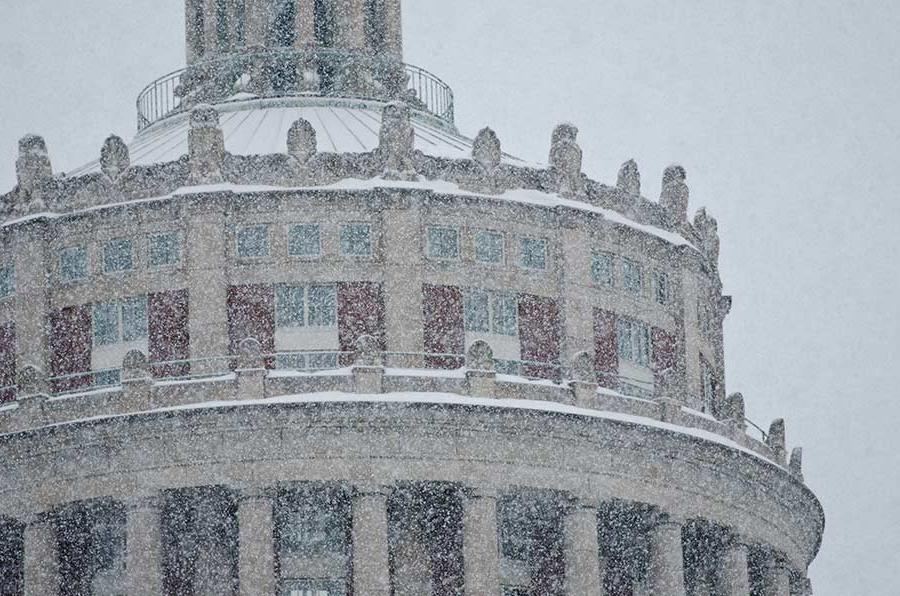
[
  {"xmin": 15, "ymin": 365, "xmax": 49, "ymax": 429},
  {"xmin": 121, "ymin": 350, "xmax": 153, "ymax": 411},
  {"xmin": 465, "ymin": 341, "xmax": 496, "ymax": 398},
  {"xmin": 235, "ymin": 338, "xmax": 267, "ymax": 400},
  {"xmin": 353, "ymin": 335, "xmax": 385, "ymax": 394}
]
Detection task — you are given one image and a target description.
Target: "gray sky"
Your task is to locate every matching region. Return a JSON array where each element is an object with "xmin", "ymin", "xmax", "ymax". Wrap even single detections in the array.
[{"xmin": 1, "ymin": 1, "xmax": 899, "ymax": 593}]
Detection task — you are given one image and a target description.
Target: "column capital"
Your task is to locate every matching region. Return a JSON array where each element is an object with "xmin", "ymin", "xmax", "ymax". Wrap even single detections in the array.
[
  {"xmin": 463, "ymin": 485, "xmax": 501, "ymax": 500},
  {"xmin": 353, "ymin": 482, "xmax": 393, "ymax": 498},
  {"xmin": 651, "ymin": 509, "xmax": 687, "ymax": 528},
  {"xmin": 124, "ymin": 494, "xmax": 164, "ymax": 511}
]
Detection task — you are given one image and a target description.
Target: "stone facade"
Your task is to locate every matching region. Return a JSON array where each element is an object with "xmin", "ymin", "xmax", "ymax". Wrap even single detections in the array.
[{"xmin": 0, "ymin": 1, "xmax": 822, "ymax": 595}]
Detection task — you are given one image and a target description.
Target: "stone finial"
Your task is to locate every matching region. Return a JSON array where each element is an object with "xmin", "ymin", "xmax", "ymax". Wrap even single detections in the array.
[
  {"xmin": 237, "ymin": 337, "xmax": 264, "ymax": 370},
  {"xmin": 15, "ymin": 134, "xmax": 52, "ymax": 212},
  {"xmin": 100, "ymin": 134, "xmax": 130, "ymax": 181},
  {"xmin": 660, "ymin": 165, "xmax": 689, "ymax": 225},
  {"xmin": 549, "ymin": 123, "xmax": 583, "ymax": 195},
  {"xmin": 122, "ymin": 350, "xmax": 151, "ymax": 382},
  {"xmin": 570, "ymin": 351, "xmax": 596, "ymax": 384},
  {"xmin": 472, "ymin": 127, "xmax": 502, "ymax": 172},
  {"xmin": 16, "ymin": 364, "xmax": 48, "ymax": 397},
  {"xmin": 767, "ymin": 418, "xmax": 787, "ymax": 461},
  {"xmin": 287, "ymin": 118, "xmax": 317, "ymax": 164},
  {"xmin": 617, "ymin": 159, "xmax": 641, "ymax": 196},
  {"xmin": 354, "ymin": 334, "xmax": 383, "ymax": 367},
  {"xmin": 378, "ymin": 101, "xmax": 417, "ymax": 181},
  {"xmin": 789, "ymin": 447, "xmax": 804, "ymax": 479},
  {"xmin": 693, "ymin": 208, "xmax": 720, "ymax": 264},
  {"xmin": 188, "ymin": 104, "xmax": 225, "ymax": 185},
  {"xmin": 726, "ymin": 392, "xmax": 746, "ymax": 423},
  {"xmin": 466, "ymin": 340, "xmax": 495, "ymax": 372}
]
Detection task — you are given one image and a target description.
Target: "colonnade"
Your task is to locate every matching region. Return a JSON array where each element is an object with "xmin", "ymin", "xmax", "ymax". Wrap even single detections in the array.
[{"xmin": 1, "ymin": 483, "xmax": 801, "ymax": 596}]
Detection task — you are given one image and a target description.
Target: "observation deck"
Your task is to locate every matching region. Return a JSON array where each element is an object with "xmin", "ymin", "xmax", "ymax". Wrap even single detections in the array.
[{"xmin": 136, "ymin": 48, "xmax": 456, "ymax": 133}]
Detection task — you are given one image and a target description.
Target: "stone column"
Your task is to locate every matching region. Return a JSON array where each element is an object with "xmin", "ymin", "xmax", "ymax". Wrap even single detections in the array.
[
  {"xmin": 126, "ymin": 497, "xmax": 164, "ymax": 596},
  {"xmin": 382, "ymin": 200, "xmax": 424, "ymax": 367},
  {"xmin": 203, "ymin": 0, "xmax": 219, "ymax": 57},
  {"xmin": 186, "ymin": 201, "xmax": 230, "ymax": 376},
  {"xmin": 720, "ymin": 541, "xmax": 751, "ymax": 596},
  {"xmin": 762, "ymin": 558, "xmax": 792, "ymax": 596},
  {"xmin": 295, "ymin": 0, "xmax": 316, "ymax": 47},
  {"xmin": 558, "ymin": 221, "xmax": 594, "ymax": 368},
  {"xmin": 23, "ymin": 515, "xmax": 58, "ymax": 596},
  {"xmin": 646, "ymin": 515, "xmax": 686, "ymax": 596},
  {"xmin": 237, "ymin": 489, "xmax": 276, "ymax": 596},
  {"xmin": 335, "ymin": 0, "xmax": 367, "ymax": 50},
  {"xmin": 462, "ymin": 489, "xmax": 501, "ymax": 596},
  {"xmin": 382, "ymin": 0, "xmax": 403, "ymax": 59},
  {"xmin": 563, "ymin": 501, "xmax": 605, "ymax": 596},
  {"xmin": 13, "ymin": 224, "xmax": 50, "ymax": 375},
  {"xmin": 245, "ymin": 0, "xmax": 269, "ymax": 47},
  {"xmin": 352, "ymin": 487, "xmax": 391, "ymax": 596}
]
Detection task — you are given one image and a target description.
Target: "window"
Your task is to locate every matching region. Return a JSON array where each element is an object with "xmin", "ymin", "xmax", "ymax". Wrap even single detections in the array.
[
  {"xmin": 288, "ymin": 224, "xmax": 321, "ymax": 258},
  {"xmin": 307, "ymin": 285, "xmax": 337, "ymax": 327},
  {"xmin": 93, "ymin": 297, "xmax": 148, "ymax": 347},
  {"xmin": 121, "ymin": 296, "xmax": 148, "ymax": 342},
  {"xmin": 149, "ymin": 232, "xmax": 180, "ymax": 268},
  {"xmin": 591, "ymin": 251, "xmax": 614, "ymax": 287},
  {"xmin": 283, "ymin": 580, "xmax": 345, "ymax": 596},
  {"xmin": 622, "ymin": 258, "xmax": 643, "ymax": 295},
  {"xmin": 427, "ymin": 226, "xmax": 460, "ymax": 259},
  {"xmin": 475, "ymin": 230, "xmax": 504, "ymax": 264},
  {"xmin": 60, "ymin": 246, "xmax": 88, "ymax": 282},
  {"xmin": 617, "ymin": 319, "xmax": 650, "ymax": 366},
  {"xmin": 519, "ymin": 237, "xmax": 547, "ymax": 270},
  {"xmin": 655, "ymin": 271, "xmax": 670, "ymax": 305},
  {"xmin": 340, "ymin": 223, "xmax": 372, "ymax": 257},
  {"xmin": 103, "ymin": 239, "xmax": 134, "ymax": 273},
  {"xmin": 92, "ymin": 301, "xmax": 119, "ymax": 347},
  {"xmin": 280, "ymin": 506, "xmax": 346, "ymax": 556},
  {"xmin": 276, "ymin": 285, "xmax": 336, "ymax": 328},
  {"xmin": 277, "ymin": 285, "xmax": 306, "ymax": 327},
  {"xmin": 237, "ymin": 225, "xmax": 270, "ymax": 258},
  {"xmin": 0, "ymin": 264, "xmax": 14, "ymax": 299},
  {"xmin": 465, "ymin": 290, "xmax": 517, "ymax": 336}
]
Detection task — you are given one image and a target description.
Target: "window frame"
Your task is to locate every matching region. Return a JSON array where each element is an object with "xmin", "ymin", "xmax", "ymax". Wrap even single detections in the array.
[
  {"xmin": 426, "ymin": 225, "xmax": 461, "ymax": 260},
  {"xmin": 148, "ymin": 231, "xmax": 182, "ymax": 269},
  {"xmin": 519, "ymin": 237, "xmax": 548, "ymax": 271},
  {"xmin": 92, "ymin": 296, "xmax": 149, "ymax": 347},
  {"xmin": 236, "ymin": 224, "xmax": 271, "ymax": 259},
  {"xmin": 287, "ymin": 223, "xmax": 322, "ymax": 259},
  {"xmin": 276, "ymin": 284, "xmax": 337, "ymax": 329},
  {"xmin": 59, "ymin": 245, "xmax": 89, "ymax": 283},
  {"xmin": 591, "ymin": 251, "xmax": 615, "ymax": 287},
  {"xmin": 464, "ymin": 289, "xmax": 518, "ymax": 337},
  {"xmin": 0, "ymin": 263, "xmax": 15, "ymax": 300},
  {"xmin": 340, "ymin": 223, "xmax": 373, "ymax": 258},
  {"xmin": 654, "ymin": 270, "xmax": 670, "ymax": 305},
  {"xmin": 616, "ymin": 318, "xmax": 650, "ymax": 367},
  {"xmin": 474, "ymin": 229, "xmax": 505, "ymax": 265},
  {"xmin": 622, "ymin": 258, "xmax": 644, "ymax": 296},
  {"xmin": 102, "ymin": 238, "xmax": 135, "ymax": 274}
]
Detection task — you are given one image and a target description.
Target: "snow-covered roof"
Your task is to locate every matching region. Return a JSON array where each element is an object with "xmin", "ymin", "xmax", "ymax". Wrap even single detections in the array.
[{"xmin": 68, "ymin": 96, "xmax": 529, "ymax": 177}]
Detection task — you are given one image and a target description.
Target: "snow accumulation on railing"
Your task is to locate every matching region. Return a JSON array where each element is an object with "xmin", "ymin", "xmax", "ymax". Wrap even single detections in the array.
[
  {"xmin": 137, "ymin": 47, "xmax": 455, "ymax": 131},
  {"xmin": 0, "ymin": 349, "xmax": 784, "ymax": 469}
]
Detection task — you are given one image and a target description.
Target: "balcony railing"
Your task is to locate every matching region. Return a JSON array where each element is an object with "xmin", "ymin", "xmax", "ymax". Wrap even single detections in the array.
[{"xmin": 136, "ymin": 48, "xmax": 455, "ymax": 131}]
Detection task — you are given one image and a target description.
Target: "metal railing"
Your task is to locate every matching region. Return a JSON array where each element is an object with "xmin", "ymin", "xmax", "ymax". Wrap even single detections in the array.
[{"xmin": 136, "ymin": 48, "xmax": 455, "ymax": 131}]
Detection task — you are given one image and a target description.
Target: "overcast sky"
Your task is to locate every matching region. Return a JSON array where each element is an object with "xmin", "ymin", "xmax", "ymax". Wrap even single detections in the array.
[{"xmin": 1, "ymin": 1, "xmax": 899, "ymax": 593}]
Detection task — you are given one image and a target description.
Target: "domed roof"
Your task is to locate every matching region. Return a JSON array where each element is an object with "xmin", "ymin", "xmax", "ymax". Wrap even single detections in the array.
[{"xmin": 67, "ymin": 96, "xmax": 530, "ymax": 177}]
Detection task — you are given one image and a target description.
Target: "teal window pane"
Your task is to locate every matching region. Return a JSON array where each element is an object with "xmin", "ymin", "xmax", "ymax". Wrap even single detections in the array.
[
  {"xmin": 103, "ymin": 239, "xmax": 133, "ymax": 273},
  {"xmin": 288, "ymin": 224, "xmax": 321, "ymax": 257},
  {"xmin": 237, "ymin": 225, "xmax": 270, "ymax": 258},
  {"xmin": 0, "ymin": 264, "xmax": 15, "ymax": 298},
  {"xmin": 92, "ymin": 301, "xmax": 119, "ymax": 346},
  {"xmin": 464, "ymin": 290, "xmax": 490, "ymax": 333},
  {"xmin": 520, "ymin": 238, "xmax": 546, "ymax": 270},
  {"xmin": 307, "ymin": 285, "xmax": 336, "ymax": 327},
  {"xmin": 60, "ymin": 247, "xmax": 88, "ymax": 282},
  {"xmin": 149, "ymin": 232, "xmax": 180, "ymax": 268},
  {"xmin": 122, "ymin": 296, "xmax": 148, "ymax": 342},
  {"xmin": 591, "ymin": 252, "xmax": 614, "ymax": 287},
  {"xmin": 475, "ymin": 230, "xmax": 504, "ymax": 264},
  {"xmin": 340, "ymin": 224, "xmax": 371, "ymax": 256},
  {"xmin": 427, "ymin": 226, "xmax": 459, "ymax": 259},
  {"xmin": 276, "ymin": 285, "xmax": 306, "ymax": 327},
  {"xmin": 492, "ymin": 294, "xmax": 518, "ymax": 336}
]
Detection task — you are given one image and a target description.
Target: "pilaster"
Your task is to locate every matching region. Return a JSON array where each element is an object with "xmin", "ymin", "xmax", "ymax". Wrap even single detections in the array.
[
  {"xmin": 462, "ymin": 488, "xmax": 502, "ymax": 596},
  {"xmin": 125, "ymin": 496, "xmax": 164, "ymax": 596},
  {"xmin": 237, "ymin": 488, "xmax": 276, "ymax": 596},
  {"xmin": 352, "ymin": 486, "xmax": 391, "ymax": 596},
  {"xmin": 646, "ymin": 514, "xmax": 686, "ymax": 596},
  {"xmin": 23, "ymin": 514, "xmax": 58, "ymax": 596},
  {"xmin": 563, "ymin": 501, "xmax": 605, "ymax": 596}
]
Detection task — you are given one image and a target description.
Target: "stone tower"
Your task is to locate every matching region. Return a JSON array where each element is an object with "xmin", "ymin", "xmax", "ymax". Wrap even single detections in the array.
[
  {"xmin": 0, "ymin": 2, "xmax": 822, "ymax": 595},
  {"xmin": 185, "ymin": 0, "xmax": 403, "ymax": 63}
]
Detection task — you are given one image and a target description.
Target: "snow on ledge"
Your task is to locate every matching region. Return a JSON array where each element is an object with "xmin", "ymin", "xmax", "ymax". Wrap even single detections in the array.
[{"xmin": 15, "ymin": 391, "xmax": 779, "ymax": 469}]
